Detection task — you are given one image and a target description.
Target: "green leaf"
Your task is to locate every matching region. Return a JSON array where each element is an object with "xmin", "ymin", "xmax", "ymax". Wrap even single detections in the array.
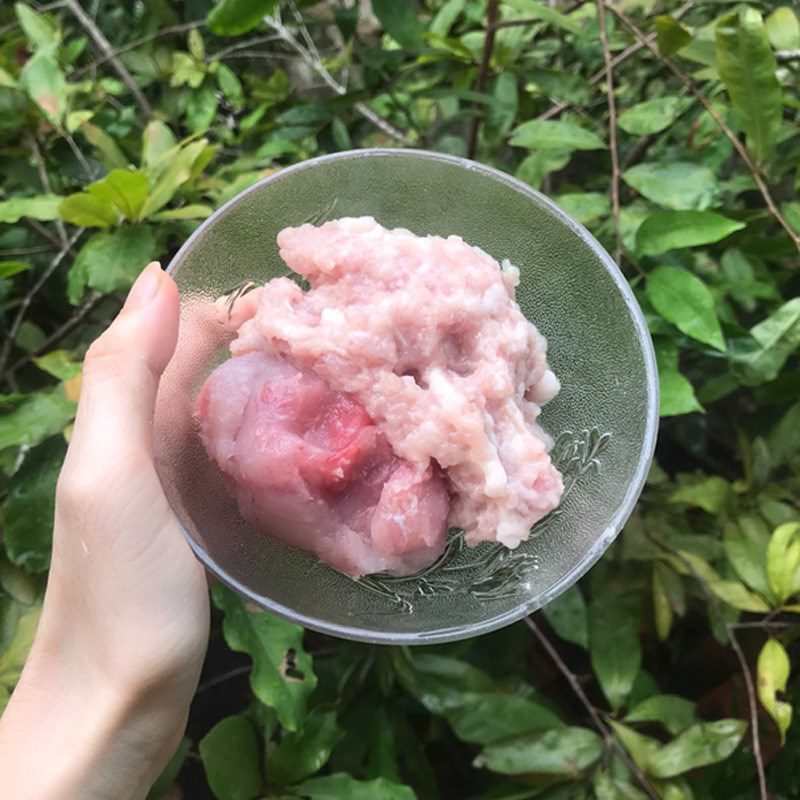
[
  {"xmin": 139, "ymin": 139, "xmax": 209, "ymax": 218},
  {"xmin": 510, "ymin": 119, "xmax": 604, "ymax": 151},
  {"xmin": 515, "ymin": 150, "xmax": 571, "ymax": 189},
  {"xmin": 187, "ymin": 82, "xmax": 219, "ymax": 133},
  {"xmin": 0, "ymin": 603, "xmax": 42, "ymax": 710},
  {"xmin": 34, "ymin": 350, "xmax": 82, "ymax": 380},
  {"xmin": 87, "ymin": 169, "xmax": 150, "ymax": 221},
  {"xmin": 768, "ymin": 401, "xmax": 800, "ymax": 466},
  {"xmin": 655, "ymin": 15, "xmax": 692, "ymax": 56},
  {"xmin": 670, "ymin": 476, "xmax": 731, "ymax": 514},
  {"xmin": 765, "ymin": 7, "xmax": 800, "ymax": 51},
  {"xmin": 264, "ymin": 709, "xmax": 341, "ymax": 786},
  {"xmin": 652, "ymin": 563, "xmax": 674, "ymax": 641},
  {"xmin": 474, "ymin": 727, "xmax": 603, "ymax": 776},
  {"xmin": 15, "ymin": 3, "xmax": 58, "ymax": 51},
  {"xmin": 217, "ymin": 63, "xmax": 244, "ymax": 108},
  {"xmin": 648, "ymin": 719, "xmax": 747, "ymax": 778},
  {"xmin": 608, "ymin": 720, "xmax": 662, "ymax": 773},
  {"xmin": 59, "ymin": 194, "xmax": 119, "ymax": 227},
  {"xmin": 147, "ymin": 737, "xmax": 191, "ymax": 800},
  {"xmin": 589, "ymin": 593, "xmax": 641, "ymax": 709},
  {"xmin": 67, "ymin": 227, "xmax": 158, "ymax": 304},
  {"xmin": 625, "ymin": 695, "xmax": 697, "ymax": 736},
  {"xmin": 0, "ymin": 195, "xmax": 62, "ymax": 223},
  {"xmin": 526, "ymin": 68, "xmax": 593, "ymax": 106},
  {"xmin": 0, "ymin": 389, "xmax": 75, "ymax": 450},
  {"xmin": 404, "ymin": 654, "xmax": 494, "ymax": 714},
  {"xmin": 150, "ymin": 204, "xmax": 213, "ymax": 221},
  {"xmin": 502, "ymin": 0, "xmax": 582, "ymax": 35},
  {"xmin": 446, "ymin": 693, "xmax": 564, "ymax": 744},
  {"xmin": 207, "ymin": 0, "xmax": 279, "ymax": 36},
  {"xmin": 646, "ymin": 267, "xmax": 725, "ymax": 350},
  {"xmin": 636, "ymin": 211, "xmax": 745, "ymax": 256},
  {"xmin": 142, "ymin": 121, "xmax": 178, "ymax": 166},
  {"xmin": 734, "ymin": 298, "xmax": 800, "ymax": 386},
  {"xmin": 766, "ymin": 523, "xmax": 800, "ymax": 604},
  {"xmin": 2, "ymin": 438, "xmax": 64, "ymax": 573},
  {"xmin": 212, "ymin": 584, "xmax": 316, "ymax": 730},
  {"xmin": 199, "ymin": 715, "xmax": 261, "ymax": 800},
  {"xmin": 723, "ymin": 517, "xmax": 771, "ymax": 599},
  {"xmin": 430, "ymin": 0, "xmax": 466, "ymax": 37},
  {"xmin": 555, "ymin": 193, "xmax": 609, "ymax": 225},
  {"xmin": 623, "ymin": 162, "xmax": 717, "ymax": 211},
  {"xmin": 80, "ymin": 122, "xmax": 129, "ymax": 169},
  {"xmin": 618, "ymin": 96, "xmax": 693, "ymax": 136},
  {"xmin": 715, "ymin": 9, "xmax": 782, "ymax": 164},
  {"xmin": 19, "ymin": 52, "xmax": 67, "ymax": 123},
  {"xmin": 757, "ymin": 638, "xmax": 792, "ymax": 744},
  {"xmin": 0, "ymin": 261, "xmax": 30, "ymax": 279},
  {"xmin": 291, "ymin": 773, "xmax": 416, "ymax": 800},
  {"xmin": 371, "ymin": 0, "xmax": 422, "ymax": 48},
  {"xmin": 654, "ymin": 340, "xmax": 703, "ymax": 417},
  {"xmin": 541, "ymin": 584, "xmax": 589, "ymax": 648}
]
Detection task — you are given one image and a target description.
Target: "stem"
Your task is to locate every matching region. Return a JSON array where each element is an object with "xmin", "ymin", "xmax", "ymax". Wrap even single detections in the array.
[
  {"xmin": 466, "ymin": 0, "xmax": 500, "ymax": 160},
  {"xmin": 26, "ymin": 133, "xmax": 68, "ymax": 248}
]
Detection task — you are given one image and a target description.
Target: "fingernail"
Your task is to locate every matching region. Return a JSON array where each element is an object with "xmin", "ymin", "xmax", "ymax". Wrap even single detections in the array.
[{"xmin": 125, "ymin": 263, "xmax": 162, "ymax": 310}]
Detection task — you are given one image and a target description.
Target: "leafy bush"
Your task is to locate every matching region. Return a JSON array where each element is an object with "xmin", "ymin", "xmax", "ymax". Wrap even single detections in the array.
[{"xmin": 1, "ymin": 1, "xmax": 799, "ymax": 798}]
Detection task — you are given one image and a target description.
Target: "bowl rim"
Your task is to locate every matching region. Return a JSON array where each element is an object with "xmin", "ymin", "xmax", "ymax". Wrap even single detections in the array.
[{"xmin": 165, "ymin": 147, "xmax": 660, "ymax": 644}]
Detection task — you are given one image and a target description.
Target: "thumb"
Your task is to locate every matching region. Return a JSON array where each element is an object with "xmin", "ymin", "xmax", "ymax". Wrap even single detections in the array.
[{"xmin": 69, "ymin": 263, "xmax": 180, "ymax": 464}]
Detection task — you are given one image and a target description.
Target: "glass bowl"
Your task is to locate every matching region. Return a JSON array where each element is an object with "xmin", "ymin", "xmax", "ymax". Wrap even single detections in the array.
[{"xmin": 154, "ymin": 149, "xmax": 658, "ymax": 644}]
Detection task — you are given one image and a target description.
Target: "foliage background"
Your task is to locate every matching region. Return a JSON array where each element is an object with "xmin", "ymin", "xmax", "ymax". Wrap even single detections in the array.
[{"xmin": 1, "ymin": 0, "xmax": 799, "ymax": 798}]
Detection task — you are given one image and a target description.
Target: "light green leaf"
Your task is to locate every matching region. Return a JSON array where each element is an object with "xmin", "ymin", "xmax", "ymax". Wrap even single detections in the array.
[
  {"xmin": 150, "ymin": 204, "xmax": 213, "ymax": 221},
  {"xmin": 624, "ymin": 162, "xmax": 717, "ymax": 211},
  {"xmin": 0, "ymin": 261, "xmax": 30, "ymax": 279},
  {"xmin": 626, "ymin": 695, "xmax": 697, "ymax": 736},
  {"xmin": 446, "ymin": 692, "xmax": 564, "ymax": 744},
  {"xmin": 555, "ymin": 193, "xmax": 609, "ymax": 225},
  {"xmin": 526, "ymin": 68, "xmax": 593, "ymax": 106},
  {"xmin": 404, "ymin": 654, "xmax": 494, "ymax": 714},
  {"xmin": 765, "ymin": 7, "xmax": 800, "ymax": 51},
  {"xmin": 609, "ymin": 720, "xmax": 662, "ymax": 773},
  {"xmin": 199, "ymin": 715, "xmax": 261, "ymax": 800},
  {"xmin": 292, "ymin": 773, "xmax": 416, "ymax": 800},
  {"xmin": 80, "ymin": 122, "xmax": 129, "ymax": 169},
  {"xmin": 217, "ymin": 63, "xmax": 244, "ymax": 108},
  {"xmin": 430, "ymin": 0, "xmax": 465, "ymax": 38},
  {"xmin": 636, "ymin": 211, "xmax": 745, "ymax": 256},
  {"xmin": 734, "ymin": 298, "xmax": 800, "ymax": 386},
  {"xmin": 716, "ymin": 9, "xmax": 782, "ymax": 164},
  {"xmin": 670, "ymin": 476, "xmax": 731, "ymax": 514},
  {"xmin": 646, "ymin": 267, "xmax": 725, "ymax": 350},
  {"xmin": 515, "ymin": 150, "xmax": 571, "ymax": 189},
  {"xmin": 19, "ymin": 52, "xmax": 67, "ymax": 123},
  {"xmin": 510, "ymin": 119, "xmax": 605, "ymax": 151},
  {"xmin": 648, "ymin": 719, "xmax": 747, "ymax": 778},
  {"xmin": 186, "ymin": 82, "xmax": 219, "ymax": 133},
  {"xmin": 33, "ymin": 350, "xmax": 82, "ymax": 381},
  {"xmin": 653, "ymin": 563, "xmax": 674, "ymax": 641},
  {"xmin": 264, "ymin": 709, "xmax": 341, "ymax": 786},
  {"xmin": 59, "ymin": 194, "xmax": 119, "ymax": 227},
  {"xmin": 723, "ymin": 518, "xmax": 771, "ymax": 599},
  {"xmin": 372, "ymin": 0, "xmax": 423, "ymax": 48},
  {"xmin": 766, "ymin": 522, "xmax": 800, "ymax": 604},
  {"xmin": 206, "ymin": 0, "xmax": 279, "ymax": 36},
  {"xmin": 86, "ymin": 169, "xmax": 150, "ymax": 221},
  {"xmin": 0, "ymin": 603, "xmax": 42, "ymax": 710},
  {"xmin": 618, "ymin": 96, "xmax": 694, "ymax": 136},
  {"xmin": 474, "ymin": 727, "xmax": 603, "ymax": 776},
  {"xmin": 503, "ymin": 0, "xmax": 582, "ymax": 35},
  {"xmin": 2, "ymin": 438, "xmax": 64, "ymax": 573},
  {"xmin": 541, "ymin": 585, "xmax": 589, "ymax": 649},
  {"xmin": 15, "ymin": 3, "xmax": 58, "ymax": 51},
  {"xmin": 655, "ymin": 15, "xmax": 692, "ymax": 56},
  {"xmin": 757, "ymin": 638, "xmax": 792, "ymax": 744},
  {"xmin": 142, "ymin": 121, "xmax": 178, "ymax": 167},
  {"xmin": 488, "ymin": 72, "xmax": 519, "ymax": 135},
  {"xmin": 67, "ymin": 227, "xmax": 158, "ymax": 304},
  {"xmin": 212, "ymin": 584, "xmax": 316, "ymax": 730},
  {"xmin": 0, "ymin": 195, "xmax": 62, "ymax": 223},
  {"xmin": 140, "ymin": 139, "xmax": 209, "ymax": 218},
  {"xmin": 0, "ymin": 389, "xmax": 75, "ymax": 450},
  {"xmin": 654, "ymin": 340, "xmax": 703, "ymax": 417},
  {"xmin": 589, "ymin": 593, "xmax": 641, "ymax": 709}
]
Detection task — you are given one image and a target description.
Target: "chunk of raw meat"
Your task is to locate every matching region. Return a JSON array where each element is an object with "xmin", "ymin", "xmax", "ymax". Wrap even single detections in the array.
[{"xmin": 196, "ymin": 351, "xmax": 449, "ymax": 577}]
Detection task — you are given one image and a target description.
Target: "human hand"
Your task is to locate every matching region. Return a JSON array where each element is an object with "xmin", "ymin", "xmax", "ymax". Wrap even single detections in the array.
[{"xmin": 0, "ymin": 263, "xmax": 210, "ymax": 800}]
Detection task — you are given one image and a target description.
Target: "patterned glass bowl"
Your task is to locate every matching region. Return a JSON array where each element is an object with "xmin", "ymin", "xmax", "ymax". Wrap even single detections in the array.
[{"xmin": 154, "ymin": 149, "xmax": 658, "ymax": 644}]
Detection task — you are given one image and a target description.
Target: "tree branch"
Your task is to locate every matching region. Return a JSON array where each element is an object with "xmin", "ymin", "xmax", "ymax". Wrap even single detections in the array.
[
  {"xmin": 596, "ymin": 0, "xmax": 621, "ymax": 264},
  {"xmin": 63, "ymin": 0, "xmax": 152, "ymax": 119},
  {"xmin": 26, "ymin": 132, "xmax": 68, "ymax": 248},
  {"xmin": 466, "ymin": 0, "xmax": 500, "ymax": 159},
  {"xmin": 524, "ymin": 617, "xmax": 662, "ymax": 800},
  {"xmin": 604, "ymin": 2, "xmax": 800, "ymax": 255},
  {"xmin": 0, "ymin": 229, "xmax": 84, "ymax": 378},
  {"xmin": 645, "ymin": 533, "xmax": 768, "ymax": 800}
]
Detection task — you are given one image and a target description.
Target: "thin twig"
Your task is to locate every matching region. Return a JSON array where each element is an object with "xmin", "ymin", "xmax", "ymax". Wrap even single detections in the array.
[
  {"xmin": 0, "ymin": 245, "xmax": 55, "ymax": 257},
  {"xmin": 263, "ymin": 14, "xmax": 410, "ymax": 144},
  {"xmin": 776, "ymin": 49, "xmax": 800, "ymax": 61},
  {"xmin": 63, "ymin": 0, "xmax": 152, "ymax": 119},
  {"xmin": 596, "ymin": 0, "xmax": 621, "ymax": 264},
  {"xmin": 645, "ymin": 533, "xmax": 768, "ymax": 800},
  {"xmin": 23, "ymin": 218, "xmax": 63, "ymax": 250},
  {"xmin": 196, "ymin": 665, "xmax": 252, "ymax": 694},
  {"xmin": 71, "ymin": 21, "xmax": 203, "ymax": 78},
  {"xmin": 525, "ymin": 617, "xmax": 662, "ymax": 800},
  {"xmin": 605, "ymin": 2, "xmax": 800, "ymax": 254},
  {"xmin": 207, "ymin": 34, "xmax": 279, "ymax": 61},
  {"xmin": 466, "ymin": 0, "xmax": 500, "ymax": 160},
  {"xmin": 64, "ymin": 131, "xmax": 98, "ymax": 181},
  {"xmin": 0, "ymin": 229, "xmax": 84, "ymax": 378},
  {"xmin": 26, "ymin": 133, "xmax": 68, "ymax": 248}
]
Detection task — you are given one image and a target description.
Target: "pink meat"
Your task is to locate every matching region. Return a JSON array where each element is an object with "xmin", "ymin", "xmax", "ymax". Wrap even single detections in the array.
[{"xmin": 196, "ymin": 351, "xmax": 449, "ymax": 577}]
